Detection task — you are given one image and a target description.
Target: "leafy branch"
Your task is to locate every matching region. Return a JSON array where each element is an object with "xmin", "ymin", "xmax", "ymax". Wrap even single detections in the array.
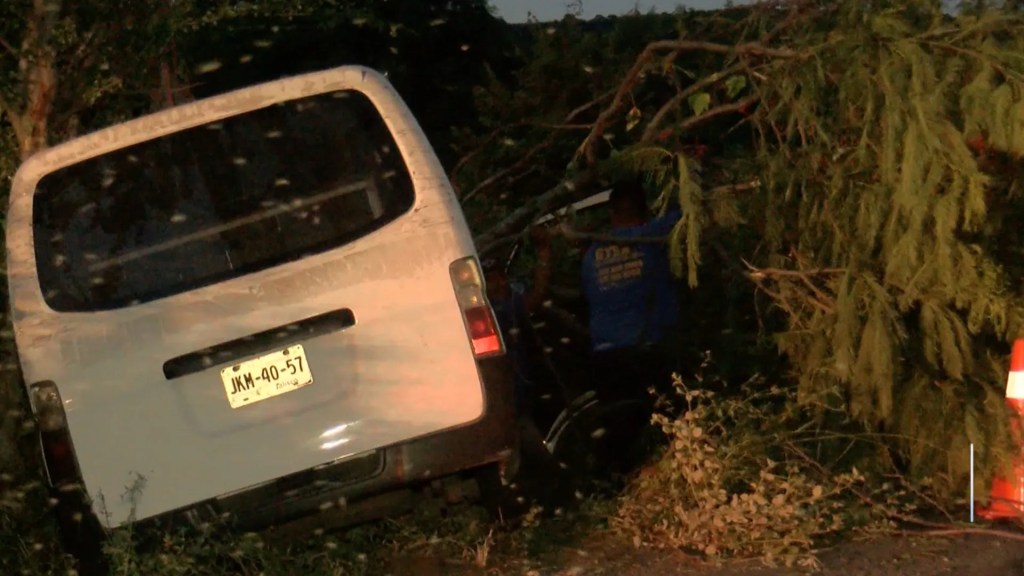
[{"xmin": 576, "ymin": 39, "xmax": 800, "ymax": 166}]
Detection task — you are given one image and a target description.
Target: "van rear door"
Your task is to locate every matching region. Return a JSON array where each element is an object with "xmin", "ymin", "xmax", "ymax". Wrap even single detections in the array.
[{"xmin": 6, "ymin": 66, "xmax": 488, "ymax": 528}]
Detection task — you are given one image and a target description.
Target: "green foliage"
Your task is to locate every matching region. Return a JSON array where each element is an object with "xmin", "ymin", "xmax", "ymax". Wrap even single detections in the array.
[
  {"xmin": 731, "ymin": 1, "xmax": 1024, "ymax": 497},
  {"xmin": 454, "ymin": 0, "xmax": 1024, "ymax": 507},
  {"xmin": 687, "ymin": 92, "xmax": 711, "ymax": 116}
]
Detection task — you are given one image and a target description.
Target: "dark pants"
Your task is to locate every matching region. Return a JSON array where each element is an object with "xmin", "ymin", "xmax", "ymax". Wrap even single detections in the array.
[
  {"xmin": 585, "ymin": 338, "xmax": 680, "ymax": 477},
  {"xmin": 589, "ymin": 338, "xmax": 678, "ymax": 406}
]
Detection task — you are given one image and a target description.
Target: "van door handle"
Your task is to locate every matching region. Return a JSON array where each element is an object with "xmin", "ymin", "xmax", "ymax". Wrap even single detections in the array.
[{"xmin": 162, "ymin": 308, "xmax": 355, "ymax": 380}]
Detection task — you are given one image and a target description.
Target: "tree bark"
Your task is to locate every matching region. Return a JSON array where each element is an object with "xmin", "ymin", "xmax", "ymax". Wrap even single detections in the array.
[
  {"xmin": 6, "ymin": 0, "xmax": 60, "ymax": 160},
  {"xmin": 0, "ymin": 0, "xmax": 62, "ymax": 480}
]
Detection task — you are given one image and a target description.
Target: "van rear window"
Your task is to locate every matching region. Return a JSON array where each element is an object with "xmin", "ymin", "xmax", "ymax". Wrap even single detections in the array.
[{"xmin": 32, "ymin": 90, "xmax": 415, "ymax": 312}]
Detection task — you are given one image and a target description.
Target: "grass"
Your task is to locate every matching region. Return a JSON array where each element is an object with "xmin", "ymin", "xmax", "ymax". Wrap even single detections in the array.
[{"xmin": 0, "ymin": 457, "xmax": 623, "ymax": 576}]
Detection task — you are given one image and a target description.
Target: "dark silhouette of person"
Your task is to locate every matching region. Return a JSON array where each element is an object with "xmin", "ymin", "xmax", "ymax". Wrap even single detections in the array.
[{"xmin": 578, "ymin": 175, "xmax": 682, "ymax": 474}]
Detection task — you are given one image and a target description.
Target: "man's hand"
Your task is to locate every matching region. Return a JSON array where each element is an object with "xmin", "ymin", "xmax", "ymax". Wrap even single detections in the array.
[
  {"xmin": 530, "ymin": 224, "xmax": 553, "ymax": 254},
  {"xmin": 524, "ymin": 224, "xmax": 555, "ymax": 315}
]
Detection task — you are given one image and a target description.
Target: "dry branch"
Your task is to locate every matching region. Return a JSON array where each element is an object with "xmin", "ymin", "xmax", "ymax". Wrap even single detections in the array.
[
  {"xmin": 743, "ymin": 258, "xmax": 842, "ymax": 315},
  {"xmin": 785, "ymin": 440, "xmax": 1024, "ymax": 544}
]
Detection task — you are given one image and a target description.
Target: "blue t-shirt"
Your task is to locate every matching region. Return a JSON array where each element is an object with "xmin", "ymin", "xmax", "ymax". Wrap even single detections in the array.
[{"xmin": 581, "ymin": 210, "xmax": 681, "ymax": 352}]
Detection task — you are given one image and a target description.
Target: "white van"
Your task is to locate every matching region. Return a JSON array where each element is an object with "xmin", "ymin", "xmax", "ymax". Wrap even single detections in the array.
[{"xmin": 5, "ymin": 66, "xmax": 517, "ymax": 554}]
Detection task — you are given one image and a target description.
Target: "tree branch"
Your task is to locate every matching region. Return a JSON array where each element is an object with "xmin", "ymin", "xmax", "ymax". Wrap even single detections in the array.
[
  {"xmin": 645, "ymin": 39, "xmax": 799, "ymax": 60},
  {"xmin": 577, "ymin": 40, "xmax": 799, "ymax": 166},
  {"xmin": 478, "ymin": 179, "xmax": 761, "ymax": 262},
  {"xmin": 450, "ymin": 89, "xmax": 614, "ymax": 185},
  {"xmin": 641, "ymin": 61, "xmax": 748, "ymax": 143},
  {"xmin": 558, "ymin": 228, "xmax": 668, "ymax": 245},
  {"xmin": 461, "ymin": 134, "xmax": 557, "ymax": 204},
  {"xmin": 743, "ymin": 258, "xmax": 841, "ymax": 315},
  {"xmin": 0, "ymin": 36, "xmax": 17, "ymax": 57},
  {"xmin": 453, "ymin": 86, "xmax": 616, "ymax": 196},
  {"xmin": 449, "ymin": 123, "xmax": 525, "ymax": 182},
  {"xmin": 476, "ymin": 170, "xmax": 601, "ymax": 256},
  {"xmin": 676, "ymin": 94, "xmax": 762, "ymax": 136},
  {"xmin": 565, "ymin": 87, "xmax": 616, "ymax": 122}
]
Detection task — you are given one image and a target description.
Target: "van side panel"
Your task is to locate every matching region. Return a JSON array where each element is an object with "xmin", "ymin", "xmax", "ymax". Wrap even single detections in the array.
[{"xmin": 6, "ymin": 67, "xmax": 487, "ymax": 528}]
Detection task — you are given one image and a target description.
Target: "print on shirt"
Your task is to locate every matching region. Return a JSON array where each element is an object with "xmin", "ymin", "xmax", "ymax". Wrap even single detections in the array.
[{"xmin": 594, "ymin": 244, "xmax": 644, "ymax": 290}]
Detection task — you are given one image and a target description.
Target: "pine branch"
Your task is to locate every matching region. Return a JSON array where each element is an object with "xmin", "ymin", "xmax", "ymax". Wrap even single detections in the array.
[{"xmin": 920, "ymin": 40, "xmax": 1024, "ymax": 82}]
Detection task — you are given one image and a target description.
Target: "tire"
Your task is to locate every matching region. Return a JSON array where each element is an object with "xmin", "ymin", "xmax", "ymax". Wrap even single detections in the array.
[
  {"xmin": 545, "ymin": 395, "xmax": 652, "ymax": 492},
  {"xmin": 53, "ymin": 489, "xmax": 109, "ymax": 576},
  {"xmin": 473, "ymin": 462, "xmax": 521, "ymax": 521},
  {"xmin": 474, "ymin": 415, "xmax": 576, "ymax": 522}
]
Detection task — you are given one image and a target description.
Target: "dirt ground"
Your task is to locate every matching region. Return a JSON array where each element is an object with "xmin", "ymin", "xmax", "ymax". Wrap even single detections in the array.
[{"xmin": 389, "ymin": 528, "xmax": 1024, "ymax": 576}]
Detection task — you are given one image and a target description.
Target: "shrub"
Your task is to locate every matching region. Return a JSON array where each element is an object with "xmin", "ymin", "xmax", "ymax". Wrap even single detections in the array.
[{"xmin": 613, "ymin": 365, "xmax": 909, "ymax": 568}]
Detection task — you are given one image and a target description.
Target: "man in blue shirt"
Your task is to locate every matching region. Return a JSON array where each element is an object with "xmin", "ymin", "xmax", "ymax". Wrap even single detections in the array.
[
  {"xmin": 574, "ymin": 177, "xmax": 683, "ymax": 480},
  {"xmin": 483, "ymin": 225, "xmax": 553, "ymax": 415},
  {"xmin": 580, "ymin": 175, "xmax": 682, "ymax": 409},
  {"xmin": 484, "ymin": 227, "xmax": 575, "ymax": 511}
]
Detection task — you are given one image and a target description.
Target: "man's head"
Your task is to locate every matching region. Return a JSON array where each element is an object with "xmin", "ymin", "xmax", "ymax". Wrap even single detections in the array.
[{"xmin": 608, "ymin": 176, "xmax": 649, "ymax": 229}]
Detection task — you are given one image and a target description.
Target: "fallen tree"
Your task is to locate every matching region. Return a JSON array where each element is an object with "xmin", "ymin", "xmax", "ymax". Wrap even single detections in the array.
[{"xmin": 456, "ymin": 0, "xmax": 1024, "ymax": 505}]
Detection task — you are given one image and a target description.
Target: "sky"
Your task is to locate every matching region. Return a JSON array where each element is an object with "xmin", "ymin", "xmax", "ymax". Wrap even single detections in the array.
[{"xmin": 488, "ymin": 0, "xmax": 743, "ymax": 23}]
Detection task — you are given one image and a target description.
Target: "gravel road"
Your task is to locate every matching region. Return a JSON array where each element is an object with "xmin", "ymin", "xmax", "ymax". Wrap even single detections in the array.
[{"xmin": 390, "ymin": 527, "xmax": 1024, "ymax": 576}]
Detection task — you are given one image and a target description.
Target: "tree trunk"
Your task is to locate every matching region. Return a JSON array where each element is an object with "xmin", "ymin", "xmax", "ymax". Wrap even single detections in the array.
[{"xmin": 0, "ymin": 0, "xmax": 62, "ymax": 479}]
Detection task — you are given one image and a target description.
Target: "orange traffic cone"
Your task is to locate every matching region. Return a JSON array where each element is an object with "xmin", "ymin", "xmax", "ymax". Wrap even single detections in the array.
[{"xmin": 977, "ymin": 339, "xmax": 1024, "ymax": 520}]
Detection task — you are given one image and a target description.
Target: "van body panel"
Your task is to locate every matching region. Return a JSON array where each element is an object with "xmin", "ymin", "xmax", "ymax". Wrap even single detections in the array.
[{"xmin": 6, "ymin": 66, "xmax": 491, "ymax": 528}]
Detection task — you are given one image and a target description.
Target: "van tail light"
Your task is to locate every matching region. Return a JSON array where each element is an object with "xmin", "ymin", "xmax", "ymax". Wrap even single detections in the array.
[
  {"xmin": 450, "ymin": 256, "xmax": 504, "ymax": 357},
  {"xmin": 29, "ymin": 381, "xmax": 83, "ymax": 489}
]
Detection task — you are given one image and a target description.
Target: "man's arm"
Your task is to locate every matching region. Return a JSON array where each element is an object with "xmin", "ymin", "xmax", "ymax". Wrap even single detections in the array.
[
  {"xmin": 523, "ymin": 225, "xmax": 553, "ymax": 315},
  {"xmin": 642, "ymin": 208, "xmax": 683, "ymax": 237}
]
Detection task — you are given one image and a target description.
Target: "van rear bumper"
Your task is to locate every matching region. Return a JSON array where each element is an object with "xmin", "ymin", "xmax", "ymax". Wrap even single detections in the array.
[{"xmin": 127, "ymin": 353, "xmax": 518, "ymax": 535}]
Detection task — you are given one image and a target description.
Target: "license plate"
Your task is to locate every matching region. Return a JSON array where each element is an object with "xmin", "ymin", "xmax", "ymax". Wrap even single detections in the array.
[{"xmin": 220, "ymin": 345, "xmax": 313, "ymax": 409}]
